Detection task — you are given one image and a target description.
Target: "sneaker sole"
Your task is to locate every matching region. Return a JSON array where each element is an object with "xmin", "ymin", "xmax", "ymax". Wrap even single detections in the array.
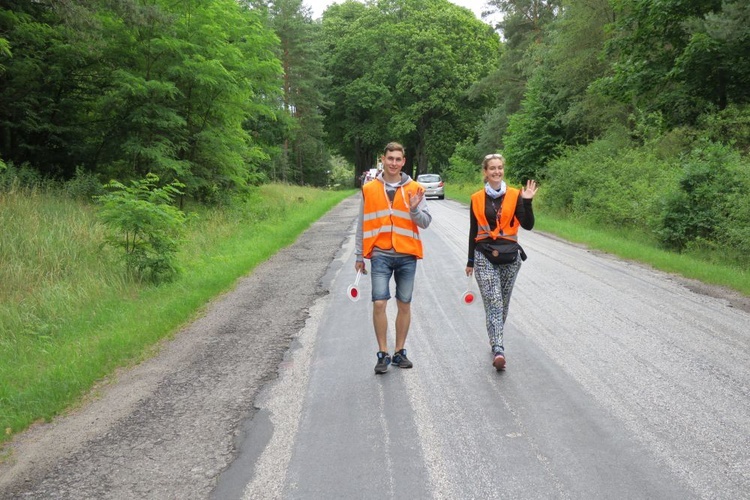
[
  {"xmin": 493, "ymin": 356, "xmax": 506, "ymax": 371},
  {"xmin": 374, "ymin": 365, "xmax": 388, "ymax": 374}
]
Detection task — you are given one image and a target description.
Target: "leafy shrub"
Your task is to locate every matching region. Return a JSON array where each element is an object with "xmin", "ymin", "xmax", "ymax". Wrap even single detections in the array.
[
  {"xmin": 96, "ymin": 174, "xmax": 188, "ymax": 284},
  {"xmin": 544, "ymin": 127, "xmax": 678, "ymax": 229},
  {"xmin": 327, "ymin": 155, "xmax": 356, "ymax": 189},
  {"xmin": 0, "ymin": 162, "xmax": 49, "ymax": 191},
  {"xmin": 720, "ymin": 157, "xmax": 750, "ymax": 261},
  {"xmin": 699, "ymin": 104, "xmax": 750, "ymax": 155},
  {"xmin": 659, "ymin": 142, "xmax": 750, "ymax": 262},
  {"xmin": 658, "ymin": 159, "xmax": 718, "ymax": 250},
  {"xmin": 444, "ymin": 139, "xmax": 483, "ymax": 184},
  {"xmin": 64, "ymin": 166, "xmax": 104, "ymax": 201}
]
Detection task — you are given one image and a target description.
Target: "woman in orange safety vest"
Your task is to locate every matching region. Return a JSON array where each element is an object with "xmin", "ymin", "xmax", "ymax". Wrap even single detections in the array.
[{"xmin": 465, "ymin": 153, "xmax": 538, "ymax": 371}]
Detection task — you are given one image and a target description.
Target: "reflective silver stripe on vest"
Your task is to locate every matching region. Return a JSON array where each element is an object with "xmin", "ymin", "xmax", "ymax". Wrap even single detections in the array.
[
  {"xmin": 363, "ymin": 209, "xmax": 391, "ymax": 221},
  {"xmin": 393, "ymin": 226, "xmax": 420, "ymax": 239},
  {"xmin": 477, "ymin": 223, "xmax": 491, "ymax": 233},
  {"xmin": 364, "ymin": 209, "xmax": 411, "ymax": 221},
  {"xmin": 391, "ymin": 209, "xmax": 411, "ymax": 220},
  {"xmin": 364, "ymin": 225, "xmax": 420, "ymax": 240},
  {"xmin": 363, "ymin": 226, "xmax": 392, "ymax": 239}
]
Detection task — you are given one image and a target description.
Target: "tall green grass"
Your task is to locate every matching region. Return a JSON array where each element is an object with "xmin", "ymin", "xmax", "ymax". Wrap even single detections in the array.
[
  {"xmin": 0, "ymin": 184, "xmax": 354, "ymax": 445},
  {"xmin": 446, "ymin": 183, "xmax": 750, "ymax": 296}
]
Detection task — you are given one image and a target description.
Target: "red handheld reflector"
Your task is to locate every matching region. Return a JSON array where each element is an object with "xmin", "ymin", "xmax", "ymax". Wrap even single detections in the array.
[
  {"xmin": 348, "ymin": 269, "xmax": 363, "ymax": 302},
  {"xmin": 462, "ymin": 274, "xmax": 475, "ymax": 305},
  {"xmin": 461, "ymin": 291, "xmax": 475, "ymax": 305}
]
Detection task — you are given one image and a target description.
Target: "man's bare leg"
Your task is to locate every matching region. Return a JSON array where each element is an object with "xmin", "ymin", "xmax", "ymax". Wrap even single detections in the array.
[
  {"xmin": 373, "ymin": 299, "xmax": 388, "ymax": 352},
  {"xmin": 394, "ymin": 300, "xmax": 411, "ymax": 352}
]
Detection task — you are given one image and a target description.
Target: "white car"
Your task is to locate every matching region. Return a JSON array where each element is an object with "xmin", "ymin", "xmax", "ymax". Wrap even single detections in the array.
[{"xmin": 417, "ymin": 174, "xmax": 445, "ymax": 200}]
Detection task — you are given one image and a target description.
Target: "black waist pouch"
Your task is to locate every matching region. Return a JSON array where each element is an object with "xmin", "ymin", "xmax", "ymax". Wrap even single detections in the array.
[{"xmin": 480, "ymin": 241, "xmax": 527, "ymax": 265}]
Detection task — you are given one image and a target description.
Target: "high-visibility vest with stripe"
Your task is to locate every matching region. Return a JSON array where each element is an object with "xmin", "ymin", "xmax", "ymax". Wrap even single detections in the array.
[
  {"xmin": 362, "ymin": 181, "xmax": 423, "ymax": 259},
  {"xmin": 471, "ymin": 188, "xmax": 521, "ymax": 242}
]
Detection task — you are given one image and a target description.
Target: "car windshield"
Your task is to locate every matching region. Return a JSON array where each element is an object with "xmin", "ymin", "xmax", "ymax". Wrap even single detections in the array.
[{"xmin": 418, "ymin": 175, "xmax": 441, "ymax": 183}]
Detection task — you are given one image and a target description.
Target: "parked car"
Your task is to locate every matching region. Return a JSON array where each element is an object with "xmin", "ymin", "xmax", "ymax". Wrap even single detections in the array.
[{"xmin": 417, "ymin": 174, "xmax": 445, "ymax": 199}]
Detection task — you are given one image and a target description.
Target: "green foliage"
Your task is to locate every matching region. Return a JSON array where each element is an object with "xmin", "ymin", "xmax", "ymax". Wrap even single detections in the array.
[
  {"xmin": 269, "ymin": 0, "xmax": 330, "ymax": 186},
  {"xmin": 64, "ymin": 167, "xmax": 104, "ymax": 201},
  {"xmin": 658, "ymin": 142, "xmax": 750, "ymax": 262},
  {"xmin": 673, "ymin": 1, "xmax": 750, "ymax": 110},
  {"xmin": 0, "ymin": 35, "xmax": 9, "ymax": 73},
  {"xmin": 0, "ymin": 162, "xmax": 50, "ymax": 191},
  {"xmin": 321, "ymin": 0, "xmax": 500, "ymax": 174},
  {"xmin": 601, "ymin": 0, "xmax": 750, "ymax": 127},
  {"xmin": 444, "ymin": 138, "xmax": 483, "ymax": 184},
  {"xmin": 540, "ymin": 0, "xmax": 619, "ymax": 142},
  {"xmin": 475, "ymin": 105, "xmax": 509, "ymax": 159},
  {"xmin": 544, "ymin": 127, "xmax": 679, "ymax": 229},
  {"xmin": 720, "ymin": 159, "xmax": 750, "ymax": 261},
  {"xmin": 473, "ymin": 0, "xmax": 567, "ymax": 172},
  {"xmin": 503, "ymin": 71, "xmax": 561, "ymax": 182},
  {"xmin": 96, "ymin": 174, "xmax": 188, "ymax": 284},
  {"xmin": 327, "ymin": 155, "xmax": 356, "ymax": 188},
  {"xmin": 0, "ymin": 0, "xmax": 283, "ymax": 194},
  {"xmin": 699, "ymin": 104, "xmax": 750, "ymax": 154}
]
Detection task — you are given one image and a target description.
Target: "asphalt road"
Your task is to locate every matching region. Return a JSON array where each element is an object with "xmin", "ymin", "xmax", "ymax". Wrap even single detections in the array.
[{"xmin": 1, "ymin": 195, "xmax": 748, "ymax": 499}]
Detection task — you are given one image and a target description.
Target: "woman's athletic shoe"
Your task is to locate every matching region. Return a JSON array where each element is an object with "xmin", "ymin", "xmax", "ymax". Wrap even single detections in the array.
[{"xmin": 493, "ymin": 353, "xmax": 506, "ymax": 371}]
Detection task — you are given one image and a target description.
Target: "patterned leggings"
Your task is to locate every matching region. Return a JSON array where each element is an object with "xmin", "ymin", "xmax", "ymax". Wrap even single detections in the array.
[{"xmin": 473, "ymin": 250, "xmax": 522, "ymax": 353}]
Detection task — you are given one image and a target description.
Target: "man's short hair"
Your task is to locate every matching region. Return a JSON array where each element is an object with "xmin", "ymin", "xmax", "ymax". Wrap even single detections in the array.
[{"xmin": 384, "ymin": 142, "xmax": 405, "ymax": 155}]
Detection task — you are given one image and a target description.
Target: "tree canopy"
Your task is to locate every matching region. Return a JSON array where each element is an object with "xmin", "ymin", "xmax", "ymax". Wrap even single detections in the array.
[{"xmin": 321, "ymin": 0, "xmax": 500, "ymax": 176}]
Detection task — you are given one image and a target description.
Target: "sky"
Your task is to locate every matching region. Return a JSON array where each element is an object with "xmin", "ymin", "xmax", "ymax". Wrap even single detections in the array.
[{"xmin": 304, "ymin": 0, "xmax": 496, "ymax": 23}]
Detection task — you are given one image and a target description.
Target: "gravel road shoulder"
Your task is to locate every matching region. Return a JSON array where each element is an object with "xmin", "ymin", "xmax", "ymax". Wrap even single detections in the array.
[{"xmin": 0, "ymin": 196, "xmax": 360, "ymax": 499}]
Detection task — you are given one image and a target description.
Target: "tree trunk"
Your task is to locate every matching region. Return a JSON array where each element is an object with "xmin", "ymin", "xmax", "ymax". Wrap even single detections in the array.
[
  {"xmin": 354, "ymin": 140, "xmax": 375, "ymax": 174},
  {"xmin": 415, "ymin": 118, "xmax": 429, "ymax": 176}
]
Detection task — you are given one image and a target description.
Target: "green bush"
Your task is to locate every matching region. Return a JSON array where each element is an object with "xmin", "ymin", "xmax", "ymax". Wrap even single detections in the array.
[
  {"xmin": 64, "ymin": 166, "xmax": 105, "ymax": 201},
  {"xmin": 720, "ymin": 156, "xmax": 750, "ymax": 260},
  {"xmin": 327, "ymin": 155, "xmax": 356, "ymax": 189},
  {"xmin": 96, "ymin": 174, "xmax": 188, "ymax": 284},
  {"xmin": 544, "ymin": 127, "xmax": 627, "ymax": 214},
  {"xmin": 659, "ymin": 142, "xmax": 750, "ymax": 262},
  {"xmin": 444, "ymin": 139, "xmax": 483, "ymax": 184},
  {"xmin": 658, "ymin": 155, "xmax": 719, "ymax": 251},
  {"xmin": 699, "ymin": 104, "xmax": 750, "ymax": 155},
  {"xmin": 0, "ymin": 162, "xmax": 50, "ymax": 191},
  {"xmin": 544, "ymin": 128, "xmax": 678, "ymax": 230}
]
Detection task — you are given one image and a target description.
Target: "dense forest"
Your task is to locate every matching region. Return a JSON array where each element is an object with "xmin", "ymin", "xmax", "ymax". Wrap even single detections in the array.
[{"xmin": 1, "ymin": 0, "xmax": 749, "ymax": 261}]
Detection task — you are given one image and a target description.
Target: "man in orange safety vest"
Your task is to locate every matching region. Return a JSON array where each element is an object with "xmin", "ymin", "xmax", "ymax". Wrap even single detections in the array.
[{"xmin": 355, "ymin": 142, "xmax": 432, "ymax": 374}]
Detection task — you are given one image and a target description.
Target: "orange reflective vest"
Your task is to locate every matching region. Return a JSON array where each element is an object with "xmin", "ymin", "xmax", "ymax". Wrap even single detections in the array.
[
  {"xmin": 362, "ymin": 181, "xmax": 423, "ymax": 259},
  {"xmin": 471, "ymin": 187, "xmax": 521, "ymax": 243}
]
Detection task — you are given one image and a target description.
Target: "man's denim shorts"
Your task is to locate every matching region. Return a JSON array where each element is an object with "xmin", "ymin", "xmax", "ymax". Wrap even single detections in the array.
[{"xmin": 370, "ymin": 254, "xmax": 417, "ymax": 303}]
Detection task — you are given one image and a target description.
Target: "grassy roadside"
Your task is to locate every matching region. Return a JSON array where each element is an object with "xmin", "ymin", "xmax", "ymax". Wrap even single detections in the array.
[
  {"xmin": 0, "ymin": 184, "xmax": 355, "ymax": 447},
  {"xmin": 446, "ymin": 184, "xmax": 750, "ymax": 297}
]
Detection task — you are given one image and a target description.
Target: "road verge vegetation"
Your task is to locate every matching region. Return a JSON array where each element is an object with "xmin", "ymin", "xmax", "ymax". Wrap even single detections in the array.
[{"xmin": 0, "ymin": 183, "xmax": 353, "ymax": 448}]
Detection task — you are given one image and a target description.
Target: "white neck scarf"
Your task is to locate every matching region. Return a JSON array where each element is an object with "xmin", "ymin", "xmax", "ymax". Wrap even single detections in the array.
[{"xmin": 485, "ymin": 181, "xmax": 506, "ymax": 199}]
